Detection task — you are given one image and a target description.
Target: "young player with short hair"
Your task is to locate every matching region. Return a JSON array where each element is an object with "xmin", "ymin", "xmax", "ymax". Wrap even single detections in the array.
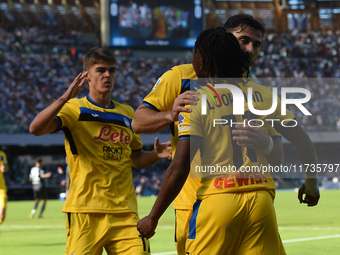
[{"xmin": 29, "ymin": 47, "xmax": 171, "ymax": 255}]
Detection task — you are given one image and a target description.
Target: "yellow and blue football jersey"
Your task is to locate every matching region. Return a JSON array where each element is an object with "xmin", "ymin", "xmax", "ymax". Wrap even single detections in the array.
[
  {"xmin": 0, "ymin": 150, "xmax": 7, "ymax": 192},
  {"xmin": 143, "ymin": 64, "xmax": 201, "ymax": 210},
  {"xmin": 178, "ymin": 79, "xmax": 296, "ymax": 200},
  {"xmin": 55, "ymin": 96, "xmax": 143, "ymax": 214}
]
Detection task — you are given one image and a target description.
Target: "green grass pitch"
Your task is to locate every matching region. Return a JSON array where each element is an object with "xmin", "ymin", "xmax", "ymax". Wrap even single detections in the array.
[{"xmin": 1, "ymin": 190, "xmax": 340, "ymax": 255}]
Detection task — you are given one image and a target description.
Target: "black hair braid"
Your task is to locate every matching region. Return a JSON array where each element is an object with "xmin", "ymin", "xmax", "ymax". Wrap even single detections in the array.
[{"xmin": 195, "ymin": 27, "xmax": 249, "ymax": 79}]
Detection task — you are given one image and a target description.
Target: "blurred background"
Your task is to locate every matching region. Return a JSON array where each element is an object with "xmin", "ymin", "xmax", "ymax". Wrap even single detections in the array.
[{"xmin": 1, "ymin": 0, "xmax": 340, "ymax": 200}]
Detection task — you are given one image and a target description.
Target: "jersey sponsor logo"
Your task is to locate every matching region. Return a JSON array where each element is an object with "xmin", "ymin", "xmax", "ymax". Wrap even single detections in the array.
[
  {"xmin": 178, "ymin": 114, "xmax": 185, "ymax": 128},
  {"xmin": 213, "ymin": 171, "xmax": 268, "ymax": 189},
  {"xmin": 150, "ymin": 78, "xmax": 162, "ymax": 93},
  {"xmin": 103, "ymin": 146, "xmax": 122, "ymax": 161},
  {"xmin": 94, "ymin": 126, "xmax": 131, "ymax": 145},
  {"xmin": 91, "ymin": 113, "xmax": 100, "ymax": 117}
]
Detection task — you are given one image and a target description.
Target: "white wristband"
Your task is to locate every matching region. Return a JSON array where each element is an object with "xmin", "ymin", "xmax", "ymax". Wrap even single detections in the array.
[{"xmin": 263, "ymin": 136, "xmax": 273, "ymax": 155}]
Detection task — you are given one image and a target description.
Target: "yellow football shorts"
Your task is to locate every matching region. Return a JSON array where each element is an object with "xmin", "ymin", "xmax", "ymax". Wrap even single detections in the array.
[
  {"xmin": 0, "ymin": 190, "xmax": 7, "ymax": 208},
  {"xmin": 65, "ymin": 212, "xmax": 150, "ymax": 255},
  {"xmin": 175, "ymin": 209, "xmax": 193, "ymax": 255},
  {"xmin": 186, "ymin": 190, "xmax": 286, "ymax": 255}
]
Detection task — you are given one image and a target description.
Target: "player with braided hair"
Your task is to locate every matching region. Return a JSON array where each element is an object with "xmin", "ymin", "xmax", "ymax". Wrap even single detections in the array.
[
  {"xmin": 137, "ymin": 27, "xmax": 293, "ymax": 254},
  {"xmin": 193, "ymin": 27, "xmax": 249, "ymax": 79},
  {"xmin": 133, "ymin": 23, "xmax": 285, "ymax": 254}
]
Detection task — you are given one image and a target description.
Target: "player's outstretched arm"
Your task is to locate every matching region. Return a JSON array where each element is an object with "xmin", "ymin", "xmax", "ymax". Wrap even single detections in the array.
[
  {"xmin": 280, "ymin": 124, "xmax": 320, "ymax": 206},
  {"xmin": 132, "ymin": 91, "xmax": 199, "ymax": 134},
  {"xmin": 232, "ymin": 119, "xmax": 284, "ymax": 166},
  {"xmin": 40, "ymin": 172, "xmax": 52, "ymax": 179},
  {"xmin": 131, "ymin": 137, "xmax": 171, "ymax": 170},
  {"xmin": 137, "ymin": 139, "xmax": 199, "ymax": 238},
  {"xmin": 29, "ymin": 71, "xmax": 88, "ymax": 136}
]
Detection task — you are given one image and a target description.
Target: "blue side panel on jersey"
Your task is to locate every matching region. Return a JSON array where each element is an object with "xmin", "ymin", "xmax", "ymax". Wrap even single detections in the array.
[
  {"xmin": 78, "ymin": 107, "xmax": 132, "ymax": 129},
  {"xmin": 181, "ymin": 79, "xmax": 191, "ymax": 94},
  {"xmin": 188, "ymin": 200, "xmax": 202, "ymax": 240}
]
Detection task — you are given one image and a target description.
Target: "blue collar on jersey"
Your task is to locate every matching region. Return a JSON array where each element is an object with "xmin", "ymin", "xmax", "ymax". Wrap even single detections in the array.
[{"xmin": 86, "ymin": 95, "xmax": 116, "ymax": 109}]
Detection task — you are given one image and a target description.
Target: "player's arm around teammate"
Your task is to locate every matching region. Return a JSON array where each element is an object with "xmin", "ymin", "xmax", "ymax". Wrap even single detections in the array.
[
  {"xmin": 132, "ymin": 90, "xmax": 199, "ymax": 134},
  {"xmin": 279, "ymin": 124, "xmax": 320, "ymax": 206},
  {"xmin": 232, "ymin": 119, "xmax": 284, "ymax": 166}
]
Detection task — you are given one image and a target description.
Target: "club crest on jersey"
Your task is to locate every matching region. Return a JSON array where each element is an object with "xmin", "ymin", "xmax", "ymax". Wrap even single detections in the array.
[
  {"xmin": 151, "ymin": 78, "xmax": 162, "ymax": 92},
  {"xmin": 178, "ymin": 114, "xmax": 185, "ymax": 128},
  {"xmin": 124, "ymin": 117, "xmax": 131, "ymax": 128}
]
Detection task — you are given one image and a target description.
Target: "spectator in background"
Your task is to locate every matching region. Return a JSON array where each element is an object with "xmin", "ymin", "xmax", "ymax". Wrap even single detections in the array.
[
  {"xmin": 0, "ymin": 149, "xmax": 9, "ymax": 233},
  {"xmin": 29, "ymin": 157, "xmax": 52, "ymax": 218}
]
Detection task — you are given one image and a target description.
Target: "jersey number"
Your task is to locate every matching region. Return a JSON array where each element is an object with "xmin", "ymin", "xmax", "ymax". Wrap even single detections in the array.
[{"xmin": 221, "ymin": 111, "xmax": 258, "ymax": 170}]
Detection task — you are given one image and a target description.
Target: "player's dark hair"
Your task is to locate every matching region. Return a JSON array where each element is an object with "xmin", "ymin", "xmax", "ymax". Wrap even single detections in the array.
[
  {"xmin": 36, "ymin": 157, "xmax": 42, "ymax": 164},
  {"xmin": 223, "ymin": 13, "xmax": 265, "ymax": 38},
  {"xmin": 83, "ymin": 47, "xmax": 117, "ymax": 71},
  {"xmin": 193, "ymin": 27, "xmax": 249, "ymax": 78}
]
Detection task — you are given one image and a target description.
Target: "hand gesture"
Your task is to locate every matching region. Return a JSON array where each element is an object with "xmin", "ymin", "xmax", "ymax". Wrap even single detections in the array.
[
  {"xmin": 154, "ymin": 137, "xmax": 172, "ymax": 160},
  {"xmin": 232, "ymin": 119, "xmax": 270, "ymax": 150},
  {"xmin": 298, "ymin": 183, "xmax": 320, "ymax": 207},
  {"xmin": 63, "ymin": 71, "xmax": 88, "ymax": 101},
  {"xmin": 170, "ymin": 91, "xmax": 199, "ymax": 122},
  {"xmin": 137, "ymin": 215, "xmax": 158, "ymax": 239}
]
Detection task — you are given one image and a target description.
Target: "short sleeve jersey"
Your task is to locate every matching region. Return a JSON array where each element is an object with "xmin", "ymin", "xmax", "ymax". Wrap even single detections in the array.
[
  {"xmin": 29, "ymin": 166, "xmax": 46, "ymax": 185},
  {"xmin": 178, "ymin": 80, "xmax": 296, "ymax": 200},
  {"xmin": 143, "ymin": 64, "xmax": 201, "ymax": 210},
  {"xmin": 0, "ymin": 150, "xmax": 7, "ymax": 191},
  {"xmin": 55, "ymin": 96, "xmax": 143, "ymax": 214}
]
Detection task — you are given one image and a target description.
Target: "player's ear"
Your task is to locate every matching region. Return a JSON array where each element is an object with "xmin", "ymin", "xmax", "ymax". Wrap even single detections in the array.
[{"xmin": 199, "ymin": 58, "xmax": 207, "ymax": 76}]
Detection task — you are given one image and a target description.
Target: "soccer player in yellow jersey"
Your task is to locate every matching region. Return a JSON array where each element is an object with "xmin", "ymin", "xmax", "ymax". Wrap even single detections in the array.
[
  {"xmin": 132, "ymin": 15, "xmax": 284, "ymax": 255},
  {"xmin": 137, "ymin": 28, "xmax": 320, "ymax": 254},
  {"xmin": 0, "ymin": 149, "xmax": 9, "ymax": 231},
  {"xmin": 29, "ymin": 47, "xmax": 171, "ymax": 255}
]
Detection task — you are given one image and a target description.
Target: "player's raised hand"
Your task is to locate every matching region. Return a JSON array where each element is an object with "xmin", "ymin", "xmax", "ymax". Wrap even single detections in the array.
[
  {"xmin": 154, "ymin": 137, "xmax": 172, "ymax": 160},
  {"xmin": 232, "ymin": 119, "xmax": 270, "ymax": 150},
  {"xmin": 63, "ymin": 71, "xmax": 88, "ymax": 100},
  {"xmin": 137, "ymin": 215, "xmax": 157, "ymax": 239},
  {"xmin": 170, "ymin": 91, "xmax": 199, "ymax": 122}
]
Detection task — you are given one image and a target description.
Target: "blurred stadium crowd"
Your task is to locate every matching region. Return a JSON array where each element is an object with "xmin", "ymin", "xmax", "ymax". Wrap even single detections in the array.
[
  {"xmin": 1, "ymin": 26, "xmax": 340, "ymax": 133},
  {"xmin": 1, "ymin": 26, "xmax": 340, "ymax": 191}
]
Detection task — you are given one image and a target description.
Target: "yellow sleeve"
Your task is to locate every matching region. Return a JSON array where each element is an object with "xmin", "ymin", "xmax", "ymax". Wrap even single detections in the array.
[
  {"xmin": 130, "ymin": 133, "xmax": 143, "ymax": 151},
  {"xmin": 143, "ymin": 66, "xmax": 182, "ymax": 112},
  {"xmin": 56, "ymin": 99, "xmax": 79, "ymax": 131},
  {"xmin": 178, "ymin": 97, "xmax": 203, "ymax": 140}
]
